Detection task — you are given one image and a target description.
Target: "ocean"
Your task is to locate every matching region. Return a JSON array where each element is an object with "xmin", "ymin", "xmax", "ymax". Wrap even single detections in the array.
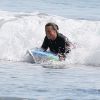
[
  {"xmin": 0, "ymin": 0, "xmax": 100, "ymax": 20},
  {"xmin": 0, "ymin": 0, "xmax": 100, "ymax": 100}
]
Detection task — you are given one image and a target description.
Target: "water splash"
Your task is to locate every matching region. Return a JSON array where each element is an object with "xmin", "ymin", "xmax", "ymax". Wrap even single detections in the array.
[{"xmin": 0, "ymin": 11, "xmax": 100, "ymax": 66}]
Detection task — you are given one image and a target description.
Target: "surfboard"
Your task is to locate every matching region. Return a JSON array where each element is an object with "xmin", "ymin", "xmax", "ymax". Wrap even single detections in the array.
[
  {"xmin": 27, "ymin": 48, "xmax": 66, "ymax": 68},
  {"xmin": 28, "ymin": 48, "xmax": 59, "ymax": 64}
]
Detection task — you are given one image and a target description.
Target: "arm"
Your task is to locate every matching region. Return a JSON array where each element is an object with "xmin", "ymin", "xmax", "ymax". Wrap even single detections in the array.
[
  {"xmin": 41, "ymin": 36, "xmax": 49, "ymax": 51},
  {"xmin": 58, "ymin": 38, "xmax": 66, "ymax": 60},
  {"xmin": 65, "ymin": 37, "xmax": 71, "ymax": 53},
  {"xmin": 58, "ymin": 37, "xmax": 71, "ymax": 60}
]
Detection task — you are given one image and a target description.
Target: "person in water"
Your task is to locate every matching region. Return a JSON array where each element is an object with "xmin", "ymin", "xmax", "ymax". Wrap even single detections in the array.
[{"xmin": 41, "ymin": 22, "xmax": 71, "ymax": 60}]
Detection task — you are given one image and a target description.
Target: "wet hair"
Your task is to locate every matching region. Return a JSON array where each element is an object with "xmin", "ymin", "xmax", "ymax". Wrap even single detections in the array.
[{"xmin": 45, "ymin": 22, "xmax": 59, "ymax": 33}]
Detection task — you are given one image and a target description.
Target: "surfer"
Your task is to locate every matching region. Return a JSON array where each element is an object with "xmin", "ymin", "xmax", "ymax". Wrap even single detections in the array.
[{"xmin": 41, "ymin": 22, "xmax": 72, "ymax": 61}]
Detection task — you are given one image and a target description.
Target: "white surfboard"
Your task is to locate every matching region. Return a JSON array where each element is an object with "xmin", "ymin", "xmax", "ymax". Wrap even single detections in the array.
[
  {"xmin": 28, "ymin": 48, "xmax": 59, "ymax": 63},
  {"xmin": 27, "ymin": 48, "xmax": 66, "ymax": 68}
]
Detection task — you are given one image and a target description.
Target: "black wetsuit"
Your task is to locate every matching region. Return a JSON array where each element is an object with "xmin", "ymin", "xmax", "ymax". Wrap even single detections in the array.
[{"xmin": 41, "ymin": 33, "xmax": 71, "ymax": 56}]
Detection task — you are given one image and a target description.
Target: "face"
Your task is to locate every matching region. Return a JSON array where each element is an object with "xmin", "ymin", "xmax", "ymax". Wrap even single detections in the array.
[{"xmin": 45, "ymin": 26, "xmax": 57, "ymax": 40}]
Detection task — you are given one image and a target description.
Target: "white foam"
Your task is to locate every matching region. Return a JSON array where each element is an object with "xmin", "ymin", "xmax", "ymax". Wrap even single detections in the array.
[{"xmin": 0, "ymin": 10, "xmax": 100, "ymax": 66}]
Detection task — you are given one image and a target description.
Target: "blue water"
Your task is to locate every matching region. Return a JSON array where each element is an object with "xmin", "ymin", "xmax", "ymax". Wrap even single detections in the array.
[
  {"xmin": 0, "ymin": 0, "xmax": 100, "ymax": 20},
  {"xmin": 0, "ymin": 61, "xmax": 100, "ymax": 100}
]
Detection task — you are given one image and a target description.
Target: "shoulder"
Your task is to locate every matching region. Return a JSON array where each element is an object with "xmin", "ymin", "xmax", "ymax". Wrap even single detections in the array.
[
  {"xmin": 57, "ymin": 33, "xmax": 66, "ymax": 41},
  {"xmin": 44, "ymin": 36, "xmax": 49, "ymax": 41}
]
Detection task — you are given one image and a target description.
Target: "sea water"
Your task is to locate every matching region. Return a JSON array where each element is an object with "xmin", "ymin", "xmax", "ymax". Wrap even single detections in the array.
[
  {"xmin": 0, "ymin": 61, "xmax": 100, "ymax": 100},
  {"xmin": 0, "ymin": 0, "xmax": 100, "ymax": 100},
  {"xmin": 0, "ymin": 0, "xmax": 100, "ymax": 20}
]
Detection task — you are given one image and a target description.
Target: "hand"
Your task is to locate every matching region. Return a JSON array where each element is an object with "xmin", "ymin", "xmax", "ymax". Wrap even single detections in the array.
[
  {"xmin": 58, "ymin": 53, "xmax": 65, "ymax": 61},
  {"xmin": 59, "ymin": 56, "xmax": 65, "ymax": 61}
]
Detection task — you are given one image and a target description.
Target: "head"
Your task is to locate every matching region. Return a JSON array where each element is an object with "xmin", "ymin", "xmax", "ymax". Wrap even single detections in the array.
[{"xmin": 45, "ymin": 22, "xmax": 59, "ymax": 40}]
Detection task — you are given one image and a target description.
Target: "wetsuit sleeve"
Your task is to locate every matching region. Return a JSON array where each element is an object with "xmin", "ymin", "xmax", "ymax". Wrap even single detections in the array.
[
  {"xmin": 57, "ymin": 36, "xmax": 66, "ymax": 53},
  {"xmin": 58, "ymin": 38, "xmax": 66, "ymax": 58},
  {"xmin": 58, "ymin": 37, "xmax": 71, "ymax": 58},
  {"xmin": 41, "ymin": 36, "xmax": 49, "ymax": 51},
  {"xmin": 65, "ymin": 37, "xmax": 71, "ymax": 53}
]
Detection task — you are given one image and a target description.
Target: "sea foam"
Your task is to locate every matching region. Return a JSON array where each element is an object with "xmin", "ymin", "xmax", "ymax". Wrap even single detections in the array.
[{"xmin": 0, "ymin": 11, "xmax": 100, "ymax": 66}]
